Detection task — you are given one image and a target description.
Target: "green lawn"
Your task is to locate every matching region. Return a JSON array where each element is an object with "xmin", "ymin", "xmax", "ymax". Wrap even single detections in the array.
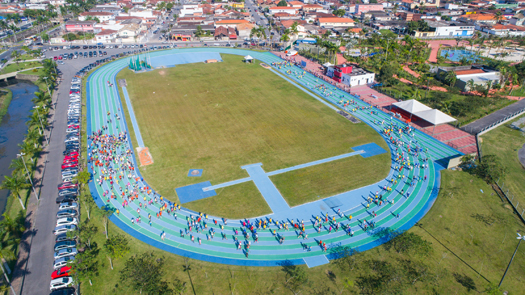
[
  {"xmin": 117, "ymin": 54, "xmax": 389, "ymax": 216},
  {"xmin": 0, "ymin": 61, "xmax": 41, "ymax": 75},
  {"xmin": 18, "ymin": 67, "xmax": 45, "ymax": 76},
  {"xmin": 510, "ymin": 87, "xmax": 525, "ymax": 97},
  {"xmin": 480, "ymin": 114, "xmax": 525, "ymax": 209}
]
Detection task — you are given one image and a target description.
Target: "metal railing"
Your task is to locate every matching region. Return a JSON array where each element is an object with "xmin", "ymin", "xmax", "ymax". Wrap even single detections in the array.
[{"xmin": 495, "ymin": 180, "xmax": 525, "ymax": 226}]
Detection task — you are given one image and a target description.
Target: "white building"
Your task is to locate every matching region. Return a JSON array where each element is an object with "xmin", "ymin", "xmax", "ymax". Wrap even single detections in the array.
[
  {"xmin": 180, "ymin": 4, "xmax": 203, "ymax": 17},
  {"xmin": 326, "ymin": 65, "xmax": 375, "ymax": 87},
  {"xmin": 426, "ymin": 20, "xmax": 475, "ymax": 37}
]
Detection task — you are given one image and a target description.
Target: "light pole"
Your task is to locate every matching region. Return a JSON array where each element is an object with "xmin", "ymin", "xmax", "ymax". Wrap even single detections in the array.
[
  {"xmin": 499, "ymin": 232, "xmax": 524, "ymax": 288},
  {"xmin": 33, "ymin": 105, "xmax": 49, "ymax": 145},
  {"xmin": 17, "ymin": 153, "xmax": 38, "ymax": 201}
]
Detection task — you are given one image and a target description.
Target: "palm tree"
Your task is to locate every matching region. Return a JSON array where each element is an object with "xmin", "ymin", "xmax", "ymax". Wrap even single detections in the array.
[
  {"xmin": 32, "ymin": 92, "xmax": 51, "ymax": 106},
  {"xmin": 495, "ymin": 11, "xmax": 504, "ymax": 24},
  {"xmin": 9, "ymin": 158, "xmax": 26, "ymax": 176},
  {"xmin": 0, "ymin": 230, "xmax": 18, "ymax": 295},
  {"xmin": 0, "ymin": 175, "xmax": 30, "ymax": 210},
  {"xmin": 18, "ymin": 140, "xmax": 41, "ymax": 156},
  {"xmin": 445, "ymin": 71, "xmax": 457, "ymax": 87},
  {"xmin": 467, "ymin": 79, "xmax": 475, "ymax": 92}
]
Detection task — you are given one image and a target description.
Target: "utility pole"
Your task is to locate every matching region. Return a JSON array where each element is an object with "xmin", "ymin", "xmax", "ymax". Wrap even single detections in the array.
[
  {"xmin": 33, "ymin": 105, "xmax": 49, "ymax": 145},
  {"xmin": 499, "ymin": 232, "xmax": 524, "ymax": 288},
  {"xmin": 17, "ymin": 153, "xmax": 39, "ymax": 201}
]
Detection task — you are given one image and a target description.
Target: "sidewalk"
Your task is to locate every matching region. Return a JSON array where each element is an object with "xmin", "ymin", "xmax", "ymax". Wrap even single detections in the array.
[{"xmin": 10, "ymin": 88, "xmax": 57, "ymax": 295}]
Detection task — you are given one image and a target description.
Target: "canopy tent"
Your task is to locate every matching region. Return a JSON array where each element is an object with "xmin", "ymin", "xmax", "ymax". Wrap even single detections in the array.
[
  {"xmin": 392, "ymin": 99, "xmax": 431, "ymax": 114},
  {"xmin": 412, "ymin": 109, "xmax": 456, "ymax": 125},
  {"xmin": 243, "ymin": 55, "xmax": 253, "ymax": 63},
  {"xmin": 322, "ymin": 62, "xmax": 334, "ymax": 68}
]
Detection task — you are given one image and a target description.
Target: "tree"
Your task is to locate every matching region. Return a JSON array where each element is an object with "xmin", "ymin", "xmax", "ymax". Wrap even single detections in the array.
[
  {"xmin": 445, "ymin": 71, "xmax": 457, "ymax": 87},
  {"xmin": 120, "ymin": 252, "xmax": 173, "ymax": 295},
  {"xmin": 333, "ymin": 9, "xmax": 345, "ymax": 17},
  {"xmin": 378, "ymin": 63, "xmax": 398, "ymax": 86},
  {"xmin": 99, "ymin": 206, "xmax": 113, "ymax": 239},
  {"xmin": 75, "ymin": 171, "xmax": 90, "ymax": 188},
  {"xmin": 494, "ymin": 10, "xmax": 504, "ymax": 24},
  {"xmin": 104, "ymin": 234, "xmax": 130, "ymax": 270},
  {"xmin": 356, "ymin": 259, "xmax": 404, "ymax": 295},
  {"xmin": 194, "ymin": 25, "xmax": 204, "ymax": 37},
  {"xmin": 332, "ymin": 246, "xmax": 359, "ymax": 271},
  {"xmin": 78, "ymin": 222, "xmax": 98, "ymax": 249},
  {"xmin": 280, "ymin": 260, "xmax": 308, "ymax": 295},
  {"xmin": 384, "ymin": 231, "xmax": 433, "ymax": 256},
  {"xmin": 475, "ymin": 155, "xmax": 506, "ymax": 183},
  {"xmin": 166, "ymin": 3, "xmax": 174, "ymax": 11},
  {"xmin": 0, "ymin": 175, "xmax": 30, "ymax": 210},
  {"xmin": 0, "ymin": 211, "xmax": 26, "ymax": 238},
  {"xmin": 70, "ymin": 242, "xmax": 100, "ymax": 286},
  {"xmin": 277, "ymin": 0, "xmax": 288, "ymax": 6}
]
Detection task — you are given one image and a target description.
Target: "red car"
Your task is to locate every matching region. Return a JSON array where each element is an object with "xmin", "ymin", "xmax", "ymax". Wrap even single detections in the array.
[
  {"xmin": 51, "ymin": 266, "xmax": 71, "ymax": 279},
  {"xmin": 67, "ymin": 124, "xmax": 80, "ymax": 129},
  {"xmin": 58, "ymin": 183, "xmax": 77, "ymax": 190},
  {"xmin": 58, "ymin": 56, "xmax": 63, "ymax": 60},
  {"xmin": 61, "ymin": 163, "xmax": 78, "ymax": 170},
  {"xmin": 53, "ymin": 56, "xmax": 58, "ymax": 61}
]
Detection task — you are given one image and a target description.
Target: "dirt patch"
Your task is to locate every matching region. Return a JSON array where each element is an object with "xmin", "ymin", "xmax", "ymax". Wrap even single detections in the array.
[
  {"xmin": 158, "ymin": 70, "xmax": 166, "ymax": 76},
  {"xmin": 137, "ymin": 147, "xmax": 154, "ymax": 166}
]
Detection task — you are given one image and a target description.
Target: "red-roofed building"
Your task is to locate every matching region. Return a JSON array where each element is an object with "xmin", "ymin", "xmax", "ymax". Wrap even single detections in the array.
[
  {"xmin": 318, "ymin": 17, "xmax": 355, "ymax": 28},
  {"xmin": 214, "ymin": 26, "xmax": 237, "ymax": 40},
  {"xmin": 96, "ymin": 29, "xmax": 118, "ymax": 42}
]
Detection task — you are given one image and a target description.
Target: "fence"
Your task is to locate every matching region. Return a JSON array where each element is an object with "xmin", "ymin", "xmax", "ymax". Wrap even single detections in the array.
[
  {"xmin": 495, "ymin": 180, "xmax": 525, "ymax": 226},
  {"xmin": 474, "ymin": 105, "xmax": 525, "ymax": 136}
]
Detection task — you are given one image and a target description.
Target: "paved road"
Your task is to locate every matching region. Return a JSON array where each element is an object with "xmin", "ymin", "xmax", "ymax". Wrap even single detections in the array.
[{"xmin": 461, "ymin": 98, "xmax": 525, "ymax": 135}]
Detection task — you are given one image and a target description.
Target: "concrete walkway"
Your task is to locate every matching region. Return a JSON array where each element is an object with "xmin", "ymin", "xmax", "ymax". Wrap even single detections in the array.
[{"xmin": 462, "ymin": 98, "xmax": 525, "ymax": 135}]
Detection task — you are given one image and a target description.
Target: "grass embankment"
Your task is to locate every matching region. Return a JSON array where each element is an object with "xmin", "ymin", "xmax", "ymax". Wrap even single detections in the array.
[
  {"xmin": 0, "ymin": 61, "xmax": 42, "ymax": 75},
  {"xmin": 0, "ymin": 89, "xmax": 12, "ymax": 123},
  {"xmin": 76, "ymin": 168, "xmax": 525, "ymax": 294},
  {"xmin": 481, "ymin": 114, "xmax": 525, "ymax": 212},
  {"xmin": 117, "ymin": 54, "xmax": 389, "ymax": 217},
  {"xmin": 19, "ymin": 68, "xmax": 45, "ymax": 76}
]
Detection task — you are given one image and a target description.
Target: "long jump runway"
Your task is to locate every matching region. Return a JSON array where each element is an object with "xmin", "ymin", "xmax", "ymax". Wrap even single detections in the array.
[{"xmin": 86, "ymin": 48, "xmax": 462, "ymax": 267}]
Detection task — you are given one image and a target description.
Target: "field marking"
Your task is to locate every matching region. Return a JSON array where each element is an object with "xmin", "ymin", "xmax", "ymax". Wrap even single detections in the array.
[
  {"xmin": 121, "ymin": 85, "xmax": 145, "ymax": 148},
  {"xmin": 202, "ymin": 150, "xmax": 365, "ymax": 192}
]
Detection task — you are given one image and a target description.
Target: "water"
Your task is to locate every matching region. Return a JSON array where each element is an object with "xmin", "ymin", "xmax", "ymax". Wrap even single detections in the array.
[
  {"xmin": 441, "ymin": 49, "xmax": 481, "ymax": 62},
  {"xmin": 0, "ymin": 82, "xmax": 38, "ymax": 214}
]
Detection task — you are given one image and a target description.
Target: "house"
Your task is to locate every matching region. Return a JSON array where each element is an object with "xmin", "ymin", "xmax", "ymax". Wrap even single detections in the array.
[
  {"xmin": 483, "ymin": 23, "xmax": 525, "ymax": 36},
  {"xmin": 65, "ymin": 21, "xmax": 96, "ymax": 32},
  {"xmin": 269, "ymin": 7, "xmax": 298, "ymax": 15},
  {"xmin": 180, "ymin": 4, "xmax": 203, "ymax": 17},
  {"xmin": 355, "ymin": 4, "xmax": 384, "ymax": 15},
  {"xmin": 79, "ymin": 12, "xmax": 116, "ymax": 22},
  {"xmin": 437, "ymin": 65, "xmax": 500, "ymax": 91},
  {"xmin": 326, "ymin": 64, "xmax": 375, "ymax": 86},
  {"xmin": 287, "ymin": 1, "xmax": 304, "ymax": 8},
  {"xmin": 318, "ymin": 17, "xmax": 355, "ymax": 28},
  {"xmin": 232, "ymin": 2, "xmax": 244, "ymax": 9},
  {"xmin": 214, "ymin": 26, "xmax": 237, "ymax": 40},
  {"xmin": 119, "ymin": 23, "xmax": 140, "ymax": 39},
  {"xmin": 361, "ymin": 11, "xmax": 391, "ymax": 21},
  {"xmin": 237, "ymin": 22, "xmax": 256, "ymax": 38},
  {"xmin": 458, "ymin": 13, "xmax": 497, "ymax": 24},
  {"xmin": 302, "ymin": 4, "xmax": 323, "ymax": 12},
  {"xmin": 510, "ymin": 13, "xmax": 525, "ymax": 26},
  {"xmin": 215, "ymin": 19, "xmax": 250, "ymax": 28},
  {"xmin": 95, "ymin": 29, "xmax": 118, "ymax": 42}
]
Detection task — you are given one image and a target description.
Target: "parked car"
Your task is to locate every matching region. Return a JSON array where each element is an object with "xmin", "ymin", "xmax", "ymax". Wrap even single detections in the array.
[
  {"xmin": 54, "ymin": 240, "xmax": 76, "ymax": 251},
  {"xmin": 55, "ymin": 233, "xmax": 75, "ymax": 243},
  {"xmin": 49, "ymin": 287, "xmax": 75, "ymax": 295},
  {"xmin": 54, "ymin": 248, "xmax": 77, "ymax": 259},
  {"xmin": 57, "ymin": 209, "xmax": 78, "ymax": 218},
  {"xmin": 50, "ymin": 276, "xmax": 74, "ymax": 291},
  {"xmin": 53, "ymin": 224, "xmax": 77, "ymax": 235}
]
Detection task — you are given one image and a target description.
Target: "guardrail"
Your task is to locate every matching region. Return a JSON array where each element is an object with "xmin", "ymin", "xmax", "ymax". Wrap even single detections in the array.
[{"xmin": 474, "ymin": 106, "xmax": 525, "ymax": 135}]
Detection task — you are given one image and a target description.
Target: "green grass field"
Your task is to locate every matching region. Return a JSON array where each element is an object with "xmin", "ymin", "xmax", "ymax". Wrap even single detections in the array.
[
  {"xmin": 0, "ymin": 61, "xmax": 41, "ymax": 75},
  {"xmin": 117, "ymin": 54, "xmax": 389, "ymax": 217},
  {"xmin": 481, "ymin": 114, "xmax": 525, "ymax": 211}
]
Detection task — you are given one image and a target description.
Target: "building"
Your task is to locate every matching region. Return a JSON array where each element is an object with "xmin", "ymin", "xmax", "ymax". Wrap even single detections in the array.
[
  {"xmin": 458, "ymin": 13, "xmax": 497, "ymax": 24},
  {"xmin": 269, "ymin": 7, "xmax": 298, "ymax": 15},
  {"xmin": 214, "ymin": 26, "xmax": 237, "ymax": 40},
  {"xmin": 355, "ymin": 4, "xmax": 384, "ymax": 15},
  {"xmin": 180, "ymin": 4, "xmax": 203, "ymax": 17},
  {"xmin": 326, "ymin": 64, "xmax": 375, "ymax": 86},
  {"xmin": 302, "ymin": 4, "xmax": 323, "ymax": 12},
  {"xmin": 95, "ymin": 29, "xmax": 118, "ymax": 42},
  {"xmin": 425, "ymin": 20, "xmax": 475, "ymax": 37},
  {"xmin": 79, "ymin": 12, "xmax": 116, "ymax": 22},
  {"xmin": 232, "ymin": 2, "xmax": 244, "ymax": 9},
  {"xmin": 481, "ymin": 23, "xmax": 525, "ymax": 36},
  {"xmin": 318, "ymin": 17, "xmax": 355, "ymax": 28},
  {"xmin": 510, "ymin": 13, "xmax": 525, "ymax": 26},
  {"xmin": 214, "ymin": 19, "xmax": 250, "ymax": 28},
  {"xmin": 65, "ymin": 21, "xmax": 96, "ymax": 32},
  {"xmin": 437, "ymin": 65, "xmax": 500, "ymax": 91}
]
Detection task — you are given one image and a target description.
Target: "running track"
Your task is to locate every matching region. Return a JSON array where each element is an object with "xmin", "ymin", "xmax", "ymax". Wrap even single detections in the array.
[{"xmin": 86, "ymin": 48, "xmax": 463, "ymax": 267}]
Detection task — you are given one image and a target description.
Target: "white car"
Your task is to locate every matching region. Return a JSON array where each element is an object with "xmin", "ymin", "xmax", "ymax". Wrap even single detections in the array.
[
  {"xmin": 53, "ymin": 224, "xmax": 77, "ymax": 235},
  {"xmin": 53, "ymin": 256, "xmax": 75, "ymax": 269},
  {"xmin": 50, "ymin": 276, "xmax": 74, "ymax": 291},
  {"xmin": 56, "ymin": 217, "xmax": 78, "ymax": 227},
  {"xmin": 54, "ymin": 247, "xmax": 77, "ymax": 259},
  {"xmin": 59, "ymin": 202, "xmax": 78, "ymax": 210}
]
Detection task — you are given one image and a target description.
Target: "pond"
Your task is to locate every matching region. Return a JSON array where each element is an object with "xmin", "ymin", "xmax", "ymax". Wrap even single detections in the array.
[{"xmin": 441, "ymin": 49, "xmax": 481, "ymax": 62}]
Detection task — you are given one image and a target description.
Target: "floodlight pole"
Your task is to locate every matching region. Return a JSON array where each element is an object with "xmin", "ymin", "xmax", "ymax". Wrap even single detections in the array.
[
  {"xmin": 499, "ymin": 234, "xmax": 523, "ymax": 288},
  {"xmin": 17, "ymin": 153, "xmax": 39, "ymax": 201}
]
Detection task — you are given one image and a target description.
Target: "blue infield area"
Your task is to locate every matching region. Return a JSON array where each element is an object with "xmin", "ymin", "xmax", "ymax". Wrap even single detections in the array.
[{"xmin": 176, "ymin": 181, "xmax": 217, "ymax": 204}]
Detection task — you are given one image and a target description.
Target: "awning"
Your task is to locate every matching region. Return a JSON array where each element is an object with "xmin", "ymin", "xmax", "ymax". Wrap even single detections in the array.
[
  {"xmin": 322, "ymin": 62, "xmax": 333, "ymax": 67},
  {"xmin": 412, "ymin": 109, "xmax": 456, "ymax": 125},
  {"xmin": 392, "ymin": 99, "xmax": 431, "ymax": 113}
]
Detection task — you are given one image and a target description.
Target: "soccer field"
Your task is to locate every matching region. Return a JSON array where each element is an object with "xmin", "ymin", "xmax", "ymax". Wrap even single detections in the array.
[{"xmin": 117, "ymin": 54, "xmax": 390, "ymax": 217}]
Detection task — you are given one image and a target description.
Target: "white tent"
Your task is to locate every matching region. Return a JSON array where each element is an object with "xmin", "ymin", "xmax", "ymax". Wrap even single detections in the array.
[
  {"xmin": 322, "ymin": 62, "xmax": 334, "ymax": 68},
  {"xmin": 413, "ymin": 109, "xmax": 456, "ymax": 125},
  {"xmin": 244, "ymin": 55, "xmax": 254, "ymax": 63},
  {"xmin": 392, "ymin": 99, "xmax": 431, "ymax": 113}
]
